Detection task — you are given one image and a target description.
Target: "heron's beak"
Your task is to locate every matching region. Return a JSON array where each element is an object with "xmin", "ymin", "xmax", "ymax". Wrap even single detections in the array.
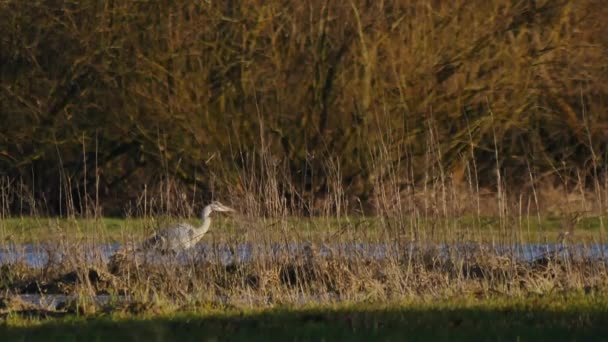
[{"xmin": 221, "ymin": 206, "xmax": 236, "ymax": 213}]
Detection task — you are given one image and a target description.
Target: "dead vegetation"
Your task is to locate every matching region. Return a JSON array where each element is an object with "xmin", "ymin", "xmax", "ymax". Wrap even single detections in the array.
[
  {"xmin": 1, "ymin": 233, "xmax": 607, "ymax": 318},
  {"xmin": 1, "ymin": 0, "xmax": 607, "ymax": 216}
]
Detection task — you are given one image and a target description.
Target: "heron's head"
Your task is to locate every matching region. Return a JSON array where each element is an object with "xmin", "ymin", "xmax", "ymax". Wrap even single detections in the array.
[{"xmin": 207, "ymin": 201, "xmax": 236, "ymax": 215}]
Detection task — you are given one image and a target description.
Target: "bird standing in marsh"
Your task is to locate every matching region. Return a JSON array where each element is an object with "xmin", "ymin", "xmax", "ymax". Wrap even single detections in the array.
[
  {"xmin": 141, "ymin": 201, "xmax": 236, "ymax": 253},
  {"xmin": 108, "ymin": 201, "xmax": 236, "ymax": 272}
]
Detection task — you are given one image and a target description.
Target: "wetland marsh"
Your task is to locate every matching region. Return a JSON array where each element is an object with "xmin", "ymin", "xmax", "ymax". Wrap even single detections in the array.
[{"xmin": 2, "ymin": 0, "xmax": 608, "ymax": 339}]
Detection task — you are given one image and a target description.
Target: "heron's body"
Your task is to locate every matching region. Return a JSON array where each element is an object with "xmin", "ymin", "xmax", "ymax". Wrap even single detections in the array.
[
  {"xmin": 140, "ymin": 201, "xmax": 234, "ymax": 254},
  {"xmin": 143, "ymin": 222, "xmax": 205, "ymax": 252}
]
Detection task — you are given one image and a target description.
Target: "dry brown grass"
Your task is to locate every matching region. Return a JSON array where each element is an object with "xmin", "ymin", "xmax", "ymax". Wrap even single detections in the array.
[
  {"xmin": 1, "ymin": 237, "xmax": 607, "ymax": 316},
  {"xmin": 1, "ymin": 0, "xmax": 607, "ymax": 216},
  {"xmin": 2, "ymin": 129, "xmax": 608, "ymax": 316}
]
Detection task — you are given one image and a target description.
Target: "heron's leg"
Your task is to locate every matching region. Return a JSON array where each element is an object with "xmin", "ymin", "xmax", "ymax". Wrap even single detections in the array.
[{"xmin": 229, "ymin": 245, "xmax": 236, "ymax": 264}]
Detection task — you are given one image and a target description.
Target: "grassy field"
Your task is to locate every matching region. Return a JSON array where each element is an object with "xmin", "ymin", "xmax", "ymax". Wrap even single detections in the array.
[
  {"xmin": 1, "ymin": 214, "xmax": 606, "ymax": 244},
  {"xmin": 2, "ymin": 295, "xmax": 608, "ymax": 341}
]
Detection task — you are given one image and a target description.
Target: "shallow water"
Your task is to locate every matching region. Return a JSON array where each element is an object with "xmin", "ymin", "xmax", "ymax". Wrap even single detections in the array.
[{"xmin": 1, "ymin": 241, "xmax": 607, "ymax": 268}]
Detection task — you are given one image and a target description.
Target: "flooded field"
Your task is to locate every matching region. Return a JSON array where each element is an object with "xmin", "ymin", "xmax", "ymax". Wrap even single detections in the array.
[
  {"xmin": 1, "ymin": 216, "xmax": 607, "ymax": 342},
  {"xmin": 1, "ymin": 239, "xmax": 607, "ymax": 312},
  {"xmin": 2, "ymin": 241, "xmax": 608, "ymax": 268}
]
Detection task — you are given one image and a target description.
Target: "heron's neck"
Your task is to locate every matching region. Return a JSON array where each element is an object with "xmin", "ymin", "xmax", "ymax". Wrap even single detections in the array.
[{"xmin": 196, "ymin": 215, "xmax": 212, "ymax": 236}]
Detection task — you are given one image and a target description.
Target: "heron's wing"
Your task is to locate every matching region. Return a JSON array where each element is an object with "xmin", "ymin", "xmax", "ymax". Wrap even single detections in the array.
[
  {"xmin": 173, "ymin": 223, "xmax": 198, "ymax": 249},
  {"xmin": 141, "ymin": 223, "xmax": 197, "ymax": 251},
  {"xmin": 141, "ymin": 231, "xmax": 167, "ymax": 250}
]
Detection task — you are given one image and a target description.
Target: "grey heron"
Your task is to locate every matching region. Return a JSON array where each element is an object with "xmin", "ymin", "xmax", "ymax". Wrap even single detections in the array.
[{"xmin": 141, "ymin": 201, "xmax": 236, "ymax": 253}]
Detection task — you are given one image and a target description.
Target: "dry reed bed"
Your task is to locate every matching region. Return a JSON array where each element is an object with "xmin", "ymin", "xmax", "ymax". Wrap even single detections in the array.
[{"xmin": 2, "ymin": 165, "xmax": 608, "ymax": 317}]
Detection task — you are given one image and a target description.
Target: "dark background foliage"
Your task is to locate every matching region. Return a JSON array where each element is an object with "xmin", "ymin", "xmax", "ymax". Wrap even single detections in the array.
[{"xmin": 1, "ymin": 0, "xmax": 606, "ymax": 216}]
